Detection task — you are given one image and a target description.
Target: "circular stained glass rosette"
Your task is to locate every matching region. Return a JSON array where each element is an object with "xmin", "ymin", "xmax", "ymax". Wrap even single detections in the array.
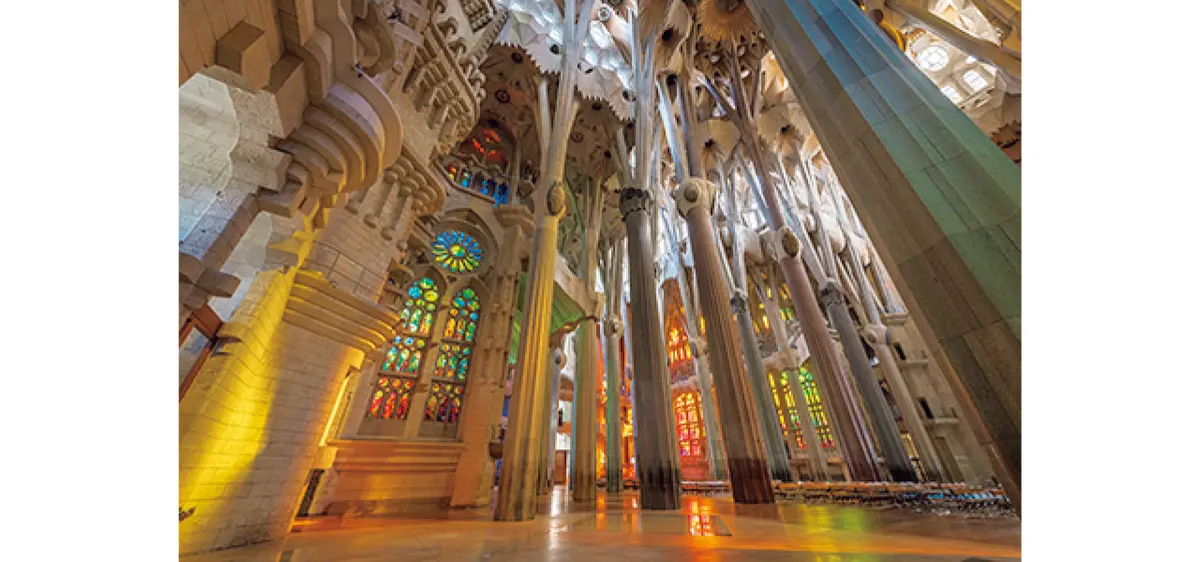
[{"xmin": 432, "ymin": 230, "xmax": 483, "ymax": 273}]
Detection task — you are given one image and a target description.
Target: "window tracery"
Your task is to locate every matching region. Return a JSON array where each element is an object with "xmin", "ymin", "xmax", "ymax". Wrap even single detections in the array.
[
  {"xmin": 432, "ymin": 230, "xmax": 484, "ymax": 274},
  {"xmin": 368, "ymin": 277, "xmax": 440, "ymax": 421}
]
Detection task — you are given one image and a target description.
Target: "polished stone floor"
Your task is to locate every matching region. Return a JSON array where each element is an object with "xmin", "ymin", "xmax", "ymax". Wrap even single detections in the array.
[{"xmin": 185, "ymin": 487, "xmax": 1021, "ymax": 561}]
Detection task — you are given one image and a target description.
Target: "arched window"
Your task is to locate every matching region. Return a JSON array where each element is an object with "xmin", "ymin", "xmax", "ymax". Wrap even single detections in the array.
[
  {"xmin": 431, "ymin": 230, "xmax": 483, "ymax": 274},
  {"xmin": 445, "ymin": 162, "xmax": 458, "ymax": 182},
  {"xmin": 459, "ymin": 170, "xmax": 472, "ymax": 189},
  {"xmin": 425, "ymin": 285, "xmax": 481, "ymax": 425},
  {"xmin": 674, "ymin": 392, "xmax": 705, "ymax": 460},
  {"xmin": 367, "ymin": 276, "xmax": 440, "ymax": 420}
]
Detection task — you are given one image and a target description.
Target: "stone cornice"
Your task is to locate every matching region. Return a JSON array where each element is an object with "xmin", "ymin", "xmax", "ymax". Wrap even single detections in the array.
[
  {"xmin": 283, "ymin": 269, "xmax": 400, "ymax": 352},
  {"xmin": 327, "ymin": 438, "xmax": 467, "ymax": 473}
]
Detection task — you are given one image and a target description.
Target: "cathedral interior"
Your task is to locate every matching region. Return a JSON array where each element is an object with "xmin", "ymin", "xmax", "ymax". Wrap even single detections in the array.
[{"xmin": 176, "ymin": 0, "xmax": 1023, "ymax": 559}]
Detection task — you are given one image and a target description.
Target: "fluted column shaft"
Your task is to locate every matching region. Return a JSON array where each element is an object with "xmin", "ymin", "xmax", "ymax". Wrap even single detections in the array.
[
  {"xmin": 822, "ymin": 284, "xmax": 918, "ymax": 482},
  {"xmin": 674, "ymin": 180, "xmax": 774, "ymax": 503},
  {"xmin": 603, "ymin": 317, "xmax": 624, "ymax": 493},
  {"xmin": 539, "ymin": 342, "xmax": 565, "ymax": 495},
  {"xmin": 571, "ymin": 317, "xmax": 600, "ymax": 500},
  {"xmin": 747, "ymin": 0, "xmax": 1020, "ymax": 506},
  {"xmin": 729, "ymin": 291, "xmax": 793, "ymax": 483},
  {"xmin": 620, "ymin": 188, "xmax": 681, "ymax": 510},
  {"xmin": 738, "ymin": 149, "xmax": 878, "ymax": 481},
  {"xmin": 494, "ymin": 201, "xmax": 562, "ymax": 521}
]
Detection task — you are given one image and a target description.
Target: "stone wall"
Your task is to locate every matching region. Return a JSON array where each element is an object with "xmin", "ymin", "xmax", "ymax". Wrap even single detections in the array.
[{"xmin": 180, "ymin": 75, "xmax": 238, "ymax": 242}]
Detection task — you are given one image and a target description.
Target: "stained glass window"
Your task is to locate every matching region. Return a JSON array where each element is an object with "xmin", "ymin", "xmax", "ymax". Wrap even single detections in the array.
[
  {"xmin": 425, "ymin": 381, "xmax": 464, "ymax": 422},
  {"xmin": 674, "ymin": 392, "xmax": 705, "ymax": 462},
  {"xmin": 459, "ymin": 171, "xmax": 472, "ymax": 188},
  {"xmin": 380, "ymin": 334, "xmax": 427, "ymax": 374},
  {"xmin": 495, "ymin": 183, "xmax": 510, "ymax": 205},
  {"xmin": 778, "ymin": 283, "xmax": 797, "ymax": 323},
  {"xmin": 446, "ymin": 162, "xmax": 458, "ymax": 182},
  {"xmin": 431, "ymin": 230, "xmax": 483, "ymax": 274},
  {"xmin": 798, "ymin": 366, "xmax": 835, "ymax": 448},
  {"xmin": 371, "ymin": 277, "xmax": 440, "ymax": 420},
  {"xmin": 768, "ymin": 372, "xmax": 806, "ymax": 453},
  {"xmin": 434, "ymin": 343, "xmax": 472, "ymax": 380},
  {"xmin": 365, "ymin": 376, "xmax": 417, "ymax": 420},
  {"xmin": 442, "ymin": 287, "xmax": 480, "ymax": 343},
  {"xmin": 427, "ymin": 286, "xmax": 480, "ymax": 425}
]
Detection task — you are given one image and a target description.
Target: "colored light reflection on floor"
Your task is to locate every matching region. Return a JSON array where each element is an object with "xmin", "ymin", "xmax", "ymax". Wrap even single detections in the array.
[{"xmin": 187, "ymin": 488, "xmax": 1020, "ymax": 562}]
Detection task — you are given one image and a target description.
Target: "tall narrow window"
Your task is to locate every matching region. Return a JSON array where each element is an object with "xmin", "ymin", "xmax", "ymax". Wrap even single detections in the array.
[
  {"xmin": 368, "ymin": 277, "xmax": 439, "ymax": 420},
  {"xmin": 778, "ymin": 282, "xmax": 797, "ymax": 323},
  {"xmin": 665, "ymin": 304, "xmax": 692, "ymax": 383},
  {"xmin": 768, "ymin": 371, "xmax": 806, "ymax": 453},
  {"xmin": 798, "ymin": 366, "xmax": 835, "ymax": 448},
  {"xmin": 426, "ymin": 286, "xmax": 481, "ymax": 423},
  {"xmin": 674, "ymin": 392, "xmax": 705, "ymax": 460}
]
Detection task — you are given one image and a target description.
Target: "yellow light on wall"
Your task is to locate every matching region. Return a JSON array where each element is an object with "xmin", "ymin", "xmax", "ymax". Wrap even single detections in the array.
[{"xmin": 320, "ymin": 372, "xmax": 352, "ymax": 446}]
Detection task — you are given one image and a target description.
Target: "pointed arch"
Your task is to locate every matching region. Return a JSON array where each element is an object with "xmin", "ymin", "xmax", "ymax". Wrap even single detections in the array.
[{"xmin": 366, "ymin": 274, "xmax": 446, "ymax": 421}]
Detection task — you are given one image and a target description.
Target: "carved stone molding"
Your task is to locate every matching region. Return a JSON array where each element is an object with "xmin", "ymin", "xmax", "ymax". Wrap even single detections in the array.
[{"xmin": 283, "ymin": 269, "xmax": 400, "ymax": 352}]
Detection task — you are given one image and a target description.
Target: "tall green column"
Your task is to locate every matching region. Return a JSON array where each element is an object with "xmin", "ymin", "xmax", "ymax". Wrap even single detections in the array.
[{"xmin": 747, "ymin": 0, "xmax": 1020, "ymax": 505}]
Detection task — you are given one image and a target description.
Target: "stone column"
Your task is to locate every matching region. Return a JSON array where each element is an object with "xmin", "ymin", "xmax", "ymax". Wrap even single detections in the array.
[
  {"xmin": 751, "ymin": 147, "xmax": 919, "ymax": 481},
  {"xmin": 747, "ymin": 0, "xmax": 1021, "ymax": 505},
  {"xmin": 672, "ymin": 179, "xmax": 774, "ymax": 503},
  {"xmin": 717, "ymin": 168, "xmax": 794, "ymax": 484},
  {"xmin": 733, "ymin": 153, "xmax": 878, "ymax": 481},
  {"xmin": 603, "ymin": 236, "xmax": 627, "ymax": 493},
  {"xmin": 845, "ymin": 235, "xmax": 947, "ymax": 481},
  {"xmin": 539, "ymin": 341, "xmax": 566, "ymax": 496},
  {"xmin": 620, "ymin": 187, "xmax": 681, "ymax": 510},
  {"xmin": 494, "ymin": 183, "xmax": 567, "ymax": 521},
  {"xmin": 450, "ymin": 218, "xmax": 526, "ymax": 507},
  {"xmin": 571, "ymin": 315, "xmax": 600, "ymax": 501},
  {"xmin": 603, "ymin": 315, "xmax": 625, "ymax": 493},
  {"xmin": 728, "ymin": 290, "xmax": 793, "ymax": 483},
  {"xmin": 821, "ymin": 281, "xmax": 918, "ymax": 482}
]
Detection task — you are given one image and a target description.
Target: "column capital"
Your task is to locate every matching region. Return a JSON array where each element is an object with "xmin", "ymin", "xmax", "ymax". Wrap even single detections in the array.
[
  {"xmin": 671, "ymin": 177, "xmax": 717, "ymax": 218},
  {"xmin": 818, "ymin": 279, "xmax": 845, "ymax": 309},
  {"xmin": 604, "ymin": 316, "xmax": 624, "ymax": 338},
  {"xmin": 862, "ymin": 323, "xmax": 892, "ymax": 346},
  {"xmin": 618, "ymin": 187, "xmax": 654, "ymax": 219},
  {"xmin": 730, "ymin": 289, "xmax": 749, "ymax": 313},
  {"xmin": 546, "ymin": 181, "xmax": 567, "ymax": 218},
  {"xmin": 778, "ymin": 226, "xmax": 802, "ymax": 259}
]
